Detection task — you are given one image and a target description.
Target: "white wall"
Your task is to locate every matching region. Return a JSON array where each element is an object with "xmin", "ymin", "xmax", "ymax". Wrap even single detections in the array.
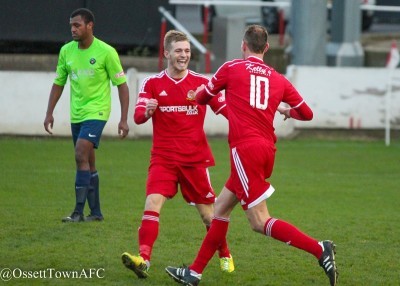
[
  {"xmin": 0, "ymin": 69, "xmax": 293, "ymax": 138},
  {"xmin": 3, "ymin": 66, "xmax": 398, "ymax": 139},
  {"xmin": 287, "ymin": 66, "xmax": 400, "ymax": 130}
]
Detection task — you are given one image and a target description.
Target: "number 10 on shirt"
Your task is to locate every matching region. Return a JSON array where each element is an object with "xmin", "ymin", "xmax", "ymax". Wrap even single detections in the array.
[{"xmin": 250, "ymin": 74, "xmax": 269, "ymax": 110}]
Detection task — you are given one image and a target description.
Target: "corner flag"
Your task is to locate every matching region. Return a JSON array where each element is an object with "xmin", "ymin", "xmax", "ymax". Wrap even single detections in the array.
[
  {"xmin": 384, "ymin": 41, "xmax": 399, "ymax": 146},
  {"xmin": 386, "ymin": 41, "xmax": 399, "ymax": 69}
]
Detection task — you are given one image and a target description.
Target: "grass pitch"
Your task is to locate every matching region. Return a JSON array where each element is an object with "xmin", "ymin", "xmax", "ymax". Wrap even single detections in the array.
[{"xmin": 0, "ymin": 136, "xmax": 399, "ymax": 285}]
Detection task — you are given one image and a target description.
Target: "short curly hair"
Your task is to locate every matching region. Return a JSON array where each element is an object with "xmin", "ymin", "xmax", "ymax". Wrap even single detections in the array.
[{"xmin": 70, "ymin": 8, "xmax": 95, "ymax": 25}]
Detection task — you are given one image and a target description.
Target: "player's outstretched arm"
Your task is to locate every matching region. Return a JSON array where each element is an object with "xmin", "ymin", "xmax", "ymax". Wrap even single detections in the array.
[
  {"xmin": 195, "ymin": 84, "xmax": 213, "ymax": 105},
  {"xmin": 277, "ymin": 102, "xmax": 313, "ymax": 121},
  {"xmin": 290, "ymin": 101, "xmax": 313, "ymax": 121},
  {"xmin": 208, "ymin": 92, "xmax": 228, "ymax": 120}
]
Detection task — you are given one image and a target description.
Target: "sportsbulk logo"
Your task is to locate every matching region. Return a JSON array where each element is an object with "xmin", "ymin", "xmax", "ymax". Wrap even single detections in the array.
[
  {"xmin": 115, "ymin": 71, "xmax": 125, "ymax": 78},
  {"xmin": 159, "ymin": 105, "xmax": 198, "ymax": 115}
]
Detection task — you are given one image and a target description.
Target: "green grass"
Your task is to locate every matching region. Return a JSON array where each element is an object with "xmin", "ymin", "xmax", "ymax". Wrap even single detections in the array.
[{"xmin": 0, "ymin": 136, "xmax": 399, "ymax": 285}]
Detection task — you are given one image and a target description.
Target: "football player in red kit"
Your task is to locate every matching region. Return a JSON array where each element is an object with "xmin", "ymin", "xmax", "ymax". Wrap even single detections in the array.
[
  {"xmin": 121, "ymin": 30, "xmax": 234, "ymax": 279},
  {"xmin": 166, "ymin": 25, "xmax": 338, "ymax": 286}
]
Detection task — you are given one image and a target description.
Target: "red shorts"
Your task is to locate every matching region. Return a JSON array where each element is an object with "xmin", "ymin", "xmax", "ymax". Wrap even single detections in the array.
[
  {"xmin": 146, "ymin": 162, "xmax": 216, "ymax": 205},
  {"xmin": 225, "ymin": 140, "xmax": 276, "ymax": 210}
]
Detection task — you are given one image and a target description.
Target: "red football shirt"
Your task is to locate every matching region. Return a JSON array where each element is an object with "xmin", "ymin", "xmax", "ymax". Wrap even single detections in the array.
[
  {"xmin": 134, "ymin": 69, "xmax": 226, "ymax": 167},
  {"xmin": 205, "ymin": 56, "xmax": 305, "ymax": 146}
]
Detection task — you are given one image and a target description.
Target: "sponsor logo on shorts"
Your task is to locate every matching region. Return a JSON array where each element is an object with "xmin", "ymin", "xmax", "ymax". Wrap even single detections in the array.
[{"xmin": 88, "ymin": 133, "xmax": 97, "ymax": 138}]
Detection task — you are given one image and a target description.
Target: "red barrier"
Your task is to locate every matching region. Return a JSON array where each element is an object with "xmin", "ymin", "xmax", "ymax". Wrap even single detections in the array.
[
  {"xmin": 159, "ymin": 17, "xmax": 167, "ymax": 72},
  {"xmin": 203, "ymin": 5, "xmax": 211, "ymax": 73},
  {"xmin": 278, "ymin": 9, "xmax": 285, "ymax": 46}
]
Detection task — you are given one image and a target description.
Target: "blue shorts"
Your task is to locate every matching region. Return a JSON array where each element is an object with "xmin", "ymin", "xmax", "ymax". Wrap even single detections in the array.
[{"xmin": 71, "ymin": 120, "xmax": 107, "ymax": 149}]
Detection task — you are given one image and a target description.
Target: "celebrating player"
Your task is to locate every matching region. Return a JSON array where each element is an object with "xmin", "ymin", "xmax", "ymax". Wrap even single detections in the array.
[
  {"xmin": 44, "ymin": 8, "xmax": 129, "ymax": 222},
  {"xmin": 121, "ymin": 30, "xmax": 234, "ymax": 278},
  {"xmin": 166, "ymin": 25, "xmax": 338, "ymax": 286}
]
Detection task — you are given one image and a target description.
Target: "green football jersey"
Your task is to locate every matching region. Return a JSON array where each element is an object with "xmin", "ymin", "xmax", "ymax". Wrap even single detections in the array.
[{"xmin": 54, "ymin": 37, "xmax": 126, "ymax": 123}]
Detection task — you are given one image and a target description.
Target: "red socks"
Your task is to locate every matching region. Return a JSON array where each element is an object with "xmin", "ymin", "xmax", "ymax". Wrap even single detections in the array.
[
  {"xmin": 206, "ymin": 225, "xmax": 230, "ymax": 258},
  {"xmin": 264, "ymin": 218, "xmax": 322, "ymax": 259},
  {"xmin": 189, "ymin": 216, "xmax": 322, "ymax": 275},
  {"xmin": 190, "ymin": 217, "xmax": 229, "ymax": 274},
  {"xmin": 138, "ymin": 210, "xmax": 160, "ymax": 261},
  {"xmin": 138, "ymin": 212, "xmax": 232, "ymax": 264}
]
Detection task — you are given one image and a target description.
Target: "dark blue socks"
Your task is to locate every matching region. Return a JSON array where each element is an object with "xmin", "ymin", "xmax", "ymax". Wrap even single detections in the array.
[
  {"xmin": 87, "ymin": 171, "xmax": 102, "ymax": 217},
  {"xmin": 74, "ymin": 170, "xmax": 91, "ymax": 215}
]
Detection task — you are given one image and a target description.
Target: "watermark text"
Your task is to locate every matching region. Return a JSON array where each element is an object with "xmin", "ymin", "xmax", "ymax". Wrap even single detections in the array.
[{"xmin": 0, "ymin": 268, "xmax": 105, "ymax": 281}]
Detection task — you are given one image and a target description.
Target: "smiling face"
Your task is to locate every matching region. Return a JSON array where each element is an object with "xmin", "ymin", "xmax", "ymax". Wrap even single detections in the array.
[{"xmin": 165, "ymin": 40, "xmax": 191, "ymax": 78}]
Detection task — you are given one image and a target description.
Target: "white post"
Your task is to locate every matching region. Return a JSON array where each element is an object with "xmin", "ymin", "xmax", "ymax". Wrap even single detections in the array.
[{"xmin": 385, "ymin": 69, "xmax": 393, "ymax": 146}]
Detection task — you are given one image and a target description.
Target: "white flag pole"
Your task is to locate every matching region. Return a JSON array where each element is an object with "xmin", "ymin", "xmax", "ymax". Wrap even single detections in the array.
[
  {"xmin": 384, "ymin": 40, "xmax": 399, "ymax": 146},
  {"xmin": 385, "ymin": 69, "xmax": 393, "ymax": 146}
]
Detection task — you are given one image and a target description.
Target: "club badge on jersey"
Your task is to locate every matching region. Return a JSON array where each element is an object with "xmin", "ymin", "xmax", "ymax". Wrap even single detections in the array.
[{"xmin": 186, "ymin": 90, "xmax": 196, "ymax": 101}]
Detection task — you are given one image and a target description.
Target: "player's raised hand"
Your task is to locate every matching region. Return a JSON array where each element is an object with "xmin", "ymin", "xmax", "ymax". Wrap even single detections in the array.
[{"xmin": 145, "ymin": 98, "xmax": 158, "ymax": 118}]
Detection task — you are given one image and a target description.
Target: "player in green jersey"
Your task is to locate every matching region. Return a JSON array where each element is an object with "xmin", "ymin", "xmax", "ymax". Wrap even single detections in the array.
[{"xmin": 44, "ymin": 8, "xmax": 129, "ymax": 222}]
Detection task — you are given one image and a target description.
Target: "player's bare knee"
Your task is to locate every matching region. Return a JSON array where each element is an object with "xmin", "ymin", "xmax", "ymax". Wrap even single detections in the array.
[
  {"xmin": 248, "ymin": 218, "xmax": 265, "ymax": 234},
  {"xmin": 196, "ymin": 204, "xmax": 214, "ymax": 225},
  {"xmin": 145, "ymin": 200, "xmax": 160, "ymax": 211},
  {"xmin": 198, "ymin": 210, "xmax": 213, "ymax": 225},
  {"xmin": 74, "ymin": 152, "xmax": 88, "ymax": 168},
  {"xmin": 144, "ymin": 194, "xmax": 165, "ymax": 212},
  {"xmin": 202, "ymin": 215, "xmax": 212, "ymax": 225}
]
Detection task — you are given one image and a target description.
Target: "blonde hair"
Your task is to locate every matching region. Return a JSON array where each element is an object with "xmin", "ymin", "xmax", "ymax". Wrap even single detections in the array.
[{"xmin": 164, "ymin": 30, "xmax": 190, "ymax": 52}]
